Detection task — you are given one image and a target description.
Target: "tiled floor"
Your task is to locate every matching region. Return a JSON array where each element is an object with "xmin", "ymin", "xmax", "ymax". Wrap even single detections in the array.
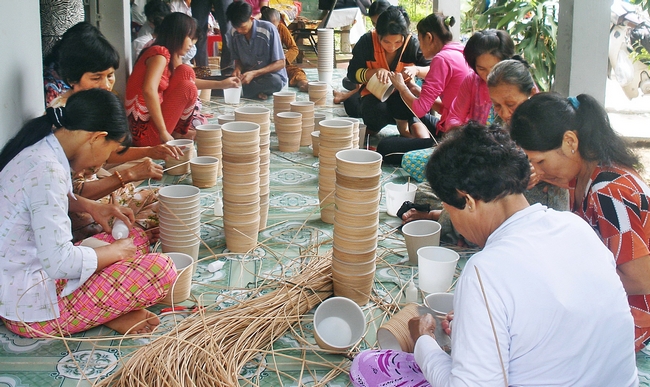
[{"xmin": 1, "ymin": 69, "xmax": 649, "ymax": 386}]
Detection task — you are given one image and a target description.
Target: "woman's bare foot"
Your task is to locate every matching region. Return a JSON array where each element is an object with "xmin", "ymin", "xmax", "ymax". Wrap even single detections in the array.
[
  {"xmin": 145, "ymin": 227, "xmax": 160, "ymax": 244},
  {"xmin": 257, "ymin": 93, "xmax": 268, "ymax": 100},
  {"xmin": 297, "ymin": 80, "xmax": 309, "ymax": 92},
  {"xmin": 333, "ymin": 89, "xmax": 356, "ymax": 104},
  {"xmin": 105, "ymin": 309, "xmax": 160, "ymax": 335}
]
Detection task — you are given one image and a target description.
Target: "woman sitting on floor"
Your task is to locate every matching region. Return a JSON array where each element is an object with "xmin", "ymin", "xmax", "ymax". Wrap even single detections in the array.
[
  {"xmin": 126, "ymin": 12, "xmax": 239, "ymax": 146},
  {"xmin": 350, "ymin": 122, "xmax": 638, "ymax": 386},
  {"xmin": 376, "ymin": 12, "xmax": 470, "ymax": 163},
  {"xmin": 510, "ymin": 92, "xmax": 650, "ymax": 352},
  {"xmin": 0, "ymin": 89, "xmax": 176, "ymax": 338},
  {"xmin": 345, "ymin": 6, "xmax": 428, "ymax": 137},
  {"xmin": 50, "ymin": 21, "xmax": 182, "ymax": 242},
  {"xmin": 402, "ymin": 59, "xmax": 568, "ymax": 246}
]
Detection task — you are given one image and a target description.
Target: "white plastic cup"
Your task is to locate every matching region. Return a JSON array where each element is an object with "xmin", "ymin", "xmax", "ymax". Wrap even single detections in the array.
[
  {"xmin": 401, "ymin": 220, "xmax": 441, "ymax": 264},
  {"xmin": 417, "ymin": 246, "xmax": 459, "ymax": 294},
  {"xmin": 384, "ymin": 182, "xmax": 417, "ymax": 217},
  {"xmin": 223, "ymin": 86, "xmax": 241, "ymax": 104}
]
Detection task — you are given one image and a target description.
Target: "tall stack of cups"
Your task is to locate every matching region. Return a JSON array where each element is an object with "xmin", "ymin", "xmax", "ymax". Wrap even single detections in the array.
[
  {"xmin": 308, "ymin": 81, "xmax": 328, "ymax": 106},
  {"xmin": 332, "ymin": 149, "xmax": 383, "ymax": 305},
  {"xmin": 338, "ymin": 117, "xmax": 361, "ymax": 149},
  {"xmin": 317, "ymin": 119, "xmax": 354, "ymax": 224},
  {"xmin": 273, "ymin": 91, "xmax": 296, "ymax": 115},
  {"xmin": 195, "ymin": 124, "xmax": 222, "ymax": 177},
  {"xmin": 317, "ymin": 28, "xmax": 334, "ymax": 83},
  {"xmin": 234, "ymin": 107, "xmax": 271, "ymax": 229},
  {"xmin": 158, "ymin": 185, "xmax": 202, "ymax": 265},
  {"xmin": 220, "ymin": 122, "xmax": 261, "ymax": 253},
  {"xmin": 274, "ymin": 112, "xmax": 303, "ymax": 152},
  {"xmin": 290, "ymin": 101, "xmax": 315, "ymax": 147}
]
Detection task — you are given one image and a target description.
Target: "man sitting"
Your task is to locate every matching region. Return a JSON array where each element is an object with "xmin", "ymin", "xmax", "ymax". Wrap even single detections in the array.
[
  {"xmin": 226, "ymin": 0, "xmax": 287, "ymax": 99},
  {"xmin": 260, "ymin": 6, "xmax": 309, "ymax": 92}
]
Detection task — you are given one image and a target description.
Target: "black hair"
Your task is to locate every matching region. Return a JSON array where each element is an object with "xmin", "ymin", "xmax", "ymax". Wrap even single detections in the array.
[
  {"xmin": 417, "ymin": 12, "xmax": 454, "ymax": 44},
  {"xmin": 509, "ymin": 93, "xmax": 638, "ymax": 168},
  {"xmin": 260, "ymin": 6, "xmax": 281, "ymax": 23},
  {"xmin": 375, "ymin": 6, "xmax": 410, "ymax": 38},
  {"xmin": 43, "ymin": 22, "xmax": 100, "ymax": 68},
  {"xmin": 368, "ymin": 0, "xmax": 391, "ymax": 17},
  {"xmin": 144, "ymin": 0, "xmax": 171, "ymax": 30},
  {"xmin": 463, "ymin": 29, "xmax": 514, "ymax": 73},
  {"xmin": 426, "ymin": 121, "xmax": 530, "ymax": 209},
  {"xmin": 0, "ymin": 89, "xmax": 131, "ymax": 172},
  {"xmin": 152, "ymin": 13, "xmax": 197, "ymax": 70},
  {"xmin": 487, "ymin": 58, "xmax": 535, "ymax": 96},
  {"xmin": 57, "ymin": 28, "xmax": 120, "ymax": 85},
  {"xmin": 226, "ymin": 1, "xmax": 253, "ymax": 27}
]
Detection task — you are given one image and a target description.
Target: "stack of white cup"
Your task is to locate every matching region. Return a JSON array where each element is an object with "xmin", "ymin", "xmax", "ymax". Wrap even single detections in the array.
[{"xmin": 317, "ymin": 28, "xmax": 335, "ymax": 83}]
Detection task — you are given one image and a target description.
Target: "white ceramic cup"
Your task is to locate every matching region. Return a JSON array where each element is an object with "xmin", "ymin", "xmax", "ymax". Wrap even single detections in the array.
[
  {"xmin": 417, "ymin": 246, "xmax": 459, "ymax": 294},
  {"xmin": 384, "ymin": 182, "xmax": 417, "ymax": 217}
]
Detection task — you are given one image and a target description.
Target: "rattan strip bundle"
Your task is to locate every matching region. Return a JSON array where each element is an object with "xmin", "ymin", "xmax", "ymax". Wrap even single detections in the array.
[{"xmin": 96, "ymin": 255, "xmax": 333, "ymax": 386}]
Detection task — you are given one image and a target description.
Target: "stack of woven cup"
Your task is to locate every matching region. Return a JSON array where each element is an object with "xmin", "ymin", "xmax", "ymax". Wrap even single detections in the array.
[
  {"xmin": 317, "ymin": 119, "xmax": 354, "ymax": 224},
  {"xmin": 158, "ymin": 185, "xmax": 202, "ymax": 264},
  {"xmin": 290, "ymin": 101, "xmax": 315, "ymax": 147},
  {"xmin": 338, "ymin": 117, "xmax": 361, "ymax": 149},
  {"xmin": 218, "ymin": 114, "xmax": 235, "ymax": 125},
  {"xmin": 332, "ymin": 149, "xmax": 383, "ymax": 305},
  {"xmin": 308, "ymin": 81, "xmax": 328, "ymax": 106},
  {"xmin": 220, "ymin": 122, "xmax": 261, "ymax": 253},
  {"xmin": 273, "ymin": 91, "xmax": 296, "ymax": 115},
  {"xmin": 317, "ymin": 28, "xmax": 334, "ymax": 83},
  {"xmin": 234, "ymin": 106, "xmax": 271, "ymax": 229},
  {"xmin": 195, "ymin": 124, "xmax": 222, "ymax": 177},
  {"xmin": 275, "ymin": 112, "xmax": 303, "ymax": 152}
]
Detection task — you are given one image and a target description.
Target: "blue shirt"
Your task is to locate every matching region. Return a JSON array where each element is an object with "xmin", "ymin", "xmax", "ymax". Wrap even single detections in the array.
[{"xmin": 230, "ymin": 19, "xmax": 287, "ymax": 85}]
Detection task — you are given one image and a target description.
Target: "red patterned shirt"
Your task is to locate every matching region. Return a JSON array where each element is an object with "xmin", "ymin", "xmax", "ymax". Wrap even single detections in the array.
[{"xmin": 571, "ymin": 164, "xmax": 650, "ymax": 350}]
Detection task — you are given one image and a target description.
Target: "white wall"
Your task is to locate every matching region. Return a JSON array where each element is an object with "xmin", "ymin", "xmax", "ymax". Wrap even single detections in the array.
[{"xmin": 0, "ymin": 2, "xmax": 45, "ymax": 147}]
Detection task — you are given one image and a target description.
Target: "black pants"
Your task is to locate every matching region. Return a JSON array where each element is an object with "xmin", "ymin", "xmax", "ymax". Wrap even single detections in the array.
[
  {"xmin": 376, "ymin": 114, "xmax": 440, "ymax": 165},
  {"xmin": 192, "ymin": 0, "xmax": 233, "ymax": 72},
  {"xmin": 343, "ymin": 91, "xmax": 362, "ymax": 118},
  {"xmin": 242, "ymin": 73, "xmax": 284, "ymax": 98},
  {"xmin": 360, "ymin": 91, "xmax": 413, "ymax": 134}
]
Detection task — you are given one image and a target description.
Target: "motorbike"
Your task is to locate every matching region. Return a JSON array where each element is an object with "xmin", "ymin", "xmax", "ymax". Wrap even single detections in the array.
[{"xmin": 609, "ymin": 0, "xmax": 650, "ymax": 99}]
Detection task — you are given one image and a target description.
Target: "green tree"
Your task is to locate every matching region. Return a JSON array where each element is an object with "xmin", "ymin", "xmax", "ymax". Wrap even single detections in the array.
[{"xmin": 464, "ymin": 0, "xmax": 558, "ymax": 91}]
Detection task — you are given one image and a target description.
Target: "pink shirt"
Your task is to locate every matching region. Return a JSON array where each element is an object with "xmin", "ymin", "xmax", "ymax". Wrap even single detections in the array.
[
  {"xmin": 447, "ymin": 72, "xmax": 492, "ymax": 130},
  {"xmin": 412, "ymin": 42, "xmax": 470, "ymax": 134}
]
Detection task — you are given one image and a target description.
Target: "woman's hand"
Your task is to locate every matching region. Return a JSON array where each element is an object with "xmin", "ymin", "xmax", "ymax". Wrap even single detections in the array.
[
  {"xmin": 159, "ymin": 131, "xmax": 174, "ymax": 144},
  {"xmin": 147, "ymin": 144, "xmax": 183, "ymax": 160},
  {"xmin": 402, "ymin": 66, "xmax": 419, "ymax": 80},
  {"xmin": 401, "ymin": 209, "xmax": 440, "ymax": 224},
  {"xmin": 86, "ymin": 201, "xmax": 135, "ymax": 233},
  {"xmin": 94, "ymin": 238, "xmax": 137, "ymax": 270},
  {"xmin": 375, "ymin": 68, "xmax": 392, "ymax": 84},
  {"xmin": 441, "ymin": 311, "xmax": 453, "ymax": 336},
  {"xmin": 527, "ymin": 163, "xmax": 541, "ymax": 190},
  {"xmin": 124, "ymin": 158, "xmax": 164, "ymax": 181},
  {"xmin": 388, "ymin": 72, "xmax": 407, "ymax": 92},
  {"xmin": 409, "ymin": 313, "xmax": 436, "ymax": 343},
  {"xmin": 221, "ymin": 76, "xmax": 241, "ymax": 89}
]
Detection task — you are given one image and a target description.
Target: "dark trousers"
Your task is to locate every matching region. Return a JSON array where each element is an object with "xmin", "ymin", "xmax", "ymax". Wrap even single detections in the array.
[
  {"xmin": 343, "ymin": 91, "xmax": 362, "ymax": 118},
  {"xmin": 360, "ymin": 91, "xmax": 413, "ymax": 134},
  {"xmin": 191, "ymin": 0, "xmax": 233, "ymax": 71},
  {"xmin": 242, "ymin": 73, "xmax": 284, "ymax": 98},
  {"xmin": 376, "ymin": 114, "xmax": 441, "ymax": 165}
]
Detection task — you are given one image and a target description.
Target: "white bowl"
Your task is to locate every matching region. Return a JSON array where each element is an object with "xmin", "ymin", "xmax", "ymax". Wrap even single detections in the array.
[{"xmin": 313, "ymin": 296, "xmax": 366, "ymax": 351}]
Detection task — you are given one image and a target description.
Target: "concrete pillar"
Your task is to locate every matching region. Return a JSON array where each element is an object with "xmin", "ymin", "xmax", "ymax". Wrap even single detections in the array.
[
  {"xmin": 432, "ymin": 0, "xmax": 461, "ymax": 42},
  {"xmin": 88, "ymin": 0, "xmax": 132, "ymax": 101},
  {"xmin": 555, "ymin": 0, "xmax": 610, "ymax": 104}
]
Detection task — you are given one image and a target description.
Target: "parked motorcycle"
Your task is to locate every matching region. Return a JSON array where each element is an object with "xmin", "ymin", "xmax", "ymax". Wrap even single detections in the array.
[{"xmin": 609, "ymin": 0, "xmax": 650, "ymax": 99}]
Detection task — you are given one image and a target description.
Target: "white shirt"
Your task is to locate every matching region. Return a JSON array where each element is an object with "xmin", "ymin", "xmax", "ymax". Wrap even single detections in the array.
[
  {"xmin": 169, "ymin": 0, "xmax": 192, "ymax": 15},
  {"xmin": 414, "ymin": 204, "xmax": 638, "ymax": 386},
  {"xmin": 0, "ymin": 134, "xmax": 97, "ymax": 322}
]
